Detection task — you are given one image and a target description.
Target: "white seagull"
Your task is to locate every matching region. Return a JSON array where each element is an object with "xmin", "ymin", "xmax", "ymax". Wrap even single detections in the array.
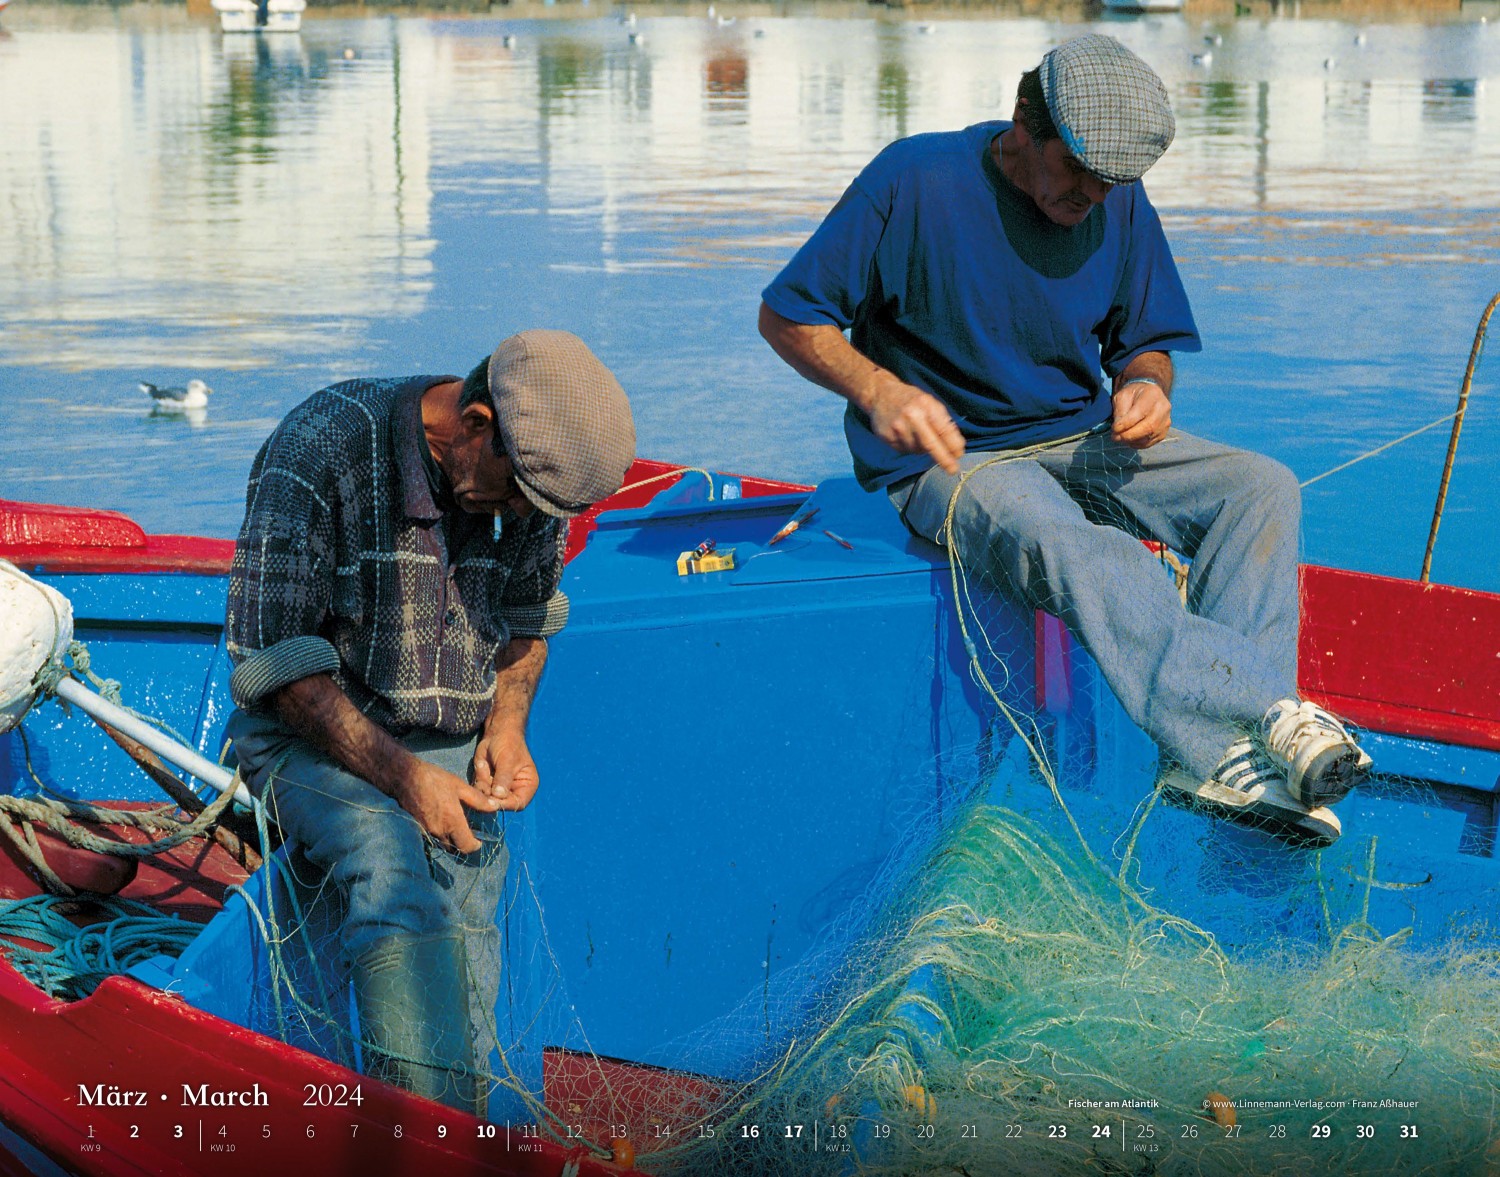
[{"xmin": 140, "ymin": 379, "xmax": 212, "ymax": 411}]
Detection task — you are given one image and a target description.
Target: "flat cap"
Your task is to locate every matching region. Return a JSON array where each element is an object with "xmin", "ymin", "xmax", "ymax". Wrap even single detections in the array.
[
  {"xmin": 1039, "ymin": 34, "xmax": 1175, "ymax": 185},
  {"xmin": 488, "ymin": 329, "xmax": 636, "ymax": 518}
]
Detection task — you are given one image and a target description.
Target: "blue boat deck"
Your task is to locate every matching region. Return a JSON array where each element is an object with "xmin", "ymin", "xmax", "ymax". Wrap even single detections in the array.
[{"xmin": 5, "ymin": 477, "xmax": 1500, "ymax": 1112}]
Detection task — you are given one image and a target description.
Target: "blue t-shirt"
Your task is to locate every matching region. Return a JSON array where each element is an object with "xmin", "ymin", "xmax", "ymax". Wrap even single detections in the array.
[{"xmin": 762, "ymin": 121, "xmax": 1202, "ymax": 488}]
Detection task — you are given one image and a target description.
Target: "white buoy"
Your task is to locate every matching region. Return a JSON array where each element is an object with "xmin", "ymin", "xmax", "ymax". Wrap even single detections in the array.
[{"xmin": 0, "ymin": 560, "xmax": 73, "ymax": 735}]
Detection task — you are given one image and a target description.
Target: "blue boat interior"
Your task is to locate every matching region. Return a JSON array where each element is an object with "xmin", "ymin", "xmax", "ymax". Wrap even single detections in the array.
[{"xmin": 5, "ymin": 475, "xmax": 1499, "ymax": 1117}]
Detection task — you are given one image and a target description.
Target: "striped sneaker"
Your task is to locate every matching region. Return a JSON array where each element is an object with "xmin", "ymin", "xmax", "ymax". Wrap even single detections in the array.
[
  {"xmin": 1159, "ymin": 738, "xmax": 1342, "ymax": 844},
  {"xmin": 1259, "ymin": 699, "xmax": 1372, "ymax": 810}
]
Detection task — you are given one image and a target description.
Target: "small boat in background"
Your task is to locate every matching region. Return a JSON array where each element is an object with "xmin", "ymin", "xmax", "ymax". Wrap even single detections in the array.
[
  {"xmin": 1101, "ymin": 0, "xmax": 1185, "ymax": 12},
  {"xmin": 210, "ymin": 0, "xmax": 305, "ymax": 35}
]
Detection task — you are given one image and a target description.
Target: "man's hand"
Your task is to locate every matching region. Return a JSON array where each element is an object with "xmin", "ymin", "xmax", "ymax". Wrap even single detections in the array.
[
  {"xmin": 1111, "ymin": 379, "xmax": 1172, "ymax": 449},
  {"xmin": 758, "ymin": 304, "xmax": 965, "ymax": 474},
  {"xmin": 392, "ymin": 758, "xmax": 501, "ymax": 855},
  {"xmin": 270, "ymin": 673, "xmax": 502, "ymax": 854},
  {"xmin": 866, "ymin": 378, "xmax": 965, "ymax": 475},
  {"xmin": 473, "ymin": 722, "xmax": 541, "ymax": 812}
]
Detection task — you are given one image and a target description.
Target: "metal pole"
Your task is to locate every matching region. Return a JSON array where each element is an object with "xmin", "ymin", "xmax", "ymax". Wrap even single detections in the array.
[
  {"xmin": 1421, "ymin": 291, "xmax": 1500, "ymax": 584},
  {"xmin": 53, "ymin": 676, "xmax": 251, "ymax": 807}
]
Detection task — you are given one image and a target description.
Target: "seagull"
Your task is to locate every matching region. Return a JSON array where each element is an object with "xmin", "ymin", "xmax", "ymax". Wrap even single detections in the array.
[
  {"xmin": 917, "ymin": 22, "xmax": 936, "ymax": 33},
  {"xmin": 1205, "ymin": 32, "xmax": 1223, "ymax": 45},
  {"xmin": 715, "ymin": 13, "xmax": 735, "ymax": 25},
  {"xmin": 628, "ymin": 30, "xmax": 645, "ymax": 44},
  {"xmin": 1192, "ymin": 50, "xmax": 1213, "ymax": 67},
  {"xmin": 620, "ymin": 11, "xmax": 635, "ymax": 25},
  {"xmin": 502, "ymin": 33, "xmax": 517, "ymax": 48},
  {"xmin": 140, "ymin": 379, "xmax": 211, "ymax": 411},
  {"xmin": 1353, "ymin": 32, "xmax": 1367, "ymax": 45},
  {"xmin": 1323, "ymin": 56, "xmax": 1336, "ymax": 69}
]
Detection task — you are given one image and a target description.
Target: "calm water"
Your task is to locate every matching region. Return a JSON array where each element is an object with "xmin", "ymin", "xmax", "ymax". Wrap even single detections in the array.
[{"xmin": 1, "ymin": 4, "xmax": 1497, "ymax": 590}]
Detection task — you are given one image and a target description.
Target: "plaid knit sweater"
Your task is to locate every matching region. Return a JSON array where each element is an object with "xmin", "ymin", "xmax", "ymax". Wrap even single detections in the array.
[{"xmin": 225, "ymin": 376, "xmax": 568, "ymax": 736}]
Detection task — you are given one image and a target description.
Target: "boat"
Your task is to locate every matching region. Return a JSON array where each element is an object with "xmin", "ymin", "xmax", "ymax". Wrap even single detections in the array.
[
  {"xmin": 1100, "ymin": 0, "xmax": 1186, "ymax": 13},
  {"xmin": 209, "ymin": 0, "xmax": 305, "ymax": 36},
  {"xmin": 2, "ymin": 439, "xmax": 1499, "ymax": 1174}
]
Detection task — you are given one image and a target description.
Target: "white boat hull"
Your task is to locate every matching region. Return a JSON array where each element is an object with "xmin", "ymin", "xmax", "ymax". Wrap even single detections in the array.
[{"xmin": 211, "ymin": 0, "xmax": 305, "ymax": 34}]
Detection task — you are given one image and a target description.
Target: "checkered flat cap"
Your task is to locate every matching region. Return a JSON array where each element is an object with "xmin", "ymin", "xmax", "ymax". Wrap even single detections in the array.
[
  {"xmin": 488, "ymin": 330, "xmax": 635, "ymax": 518},
  {"xmin": 1040, "ymin": 34, "xmax": 1175, "ymax": 184}
]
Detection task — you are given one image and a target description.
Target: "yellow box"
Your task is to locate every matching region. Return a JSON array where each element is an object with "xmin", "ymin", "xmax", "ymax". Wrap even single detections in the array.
[{"xmin": 677, "ymin": 548, "xmax": 737, "ymax": 576}]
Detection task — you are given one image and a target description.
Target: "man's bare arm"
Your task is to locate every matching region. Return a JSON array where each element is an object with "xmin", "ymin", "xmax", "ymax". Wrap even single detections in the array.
[
  {"xmin": 472, "ymin": 636, "xmax": 547, "ymax": 811},
  {"xmin": 1111, "ymin": 352, "xmax": 1175, "ymax": 449},
  {"xmin": 758, "ymin": 302, "xmax": 964, "ymax": 474},
  {"xmin": 270, "ymin": 674, "xmax": 500, "ymax": 853}
]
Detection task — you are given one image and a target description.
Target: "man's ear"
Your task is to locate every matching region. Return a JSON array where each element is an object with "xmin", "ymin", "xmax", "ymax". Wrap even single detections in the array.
[{"xmin": 1010, "ymin": 103, "xmax": 1032, "ymax": 147}]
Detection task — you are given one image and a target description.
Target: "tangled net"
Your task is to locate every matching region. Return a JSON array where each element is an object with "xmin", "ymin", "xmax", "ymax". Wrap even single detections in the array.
[{"xmin": 657, "ymin": 802, "xmax": 1500, "ymax": 1175}]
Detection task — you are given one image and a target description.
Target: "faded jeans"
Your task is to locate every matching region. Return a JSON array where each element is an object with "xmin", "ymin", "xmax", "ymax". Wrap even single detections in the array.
[
  {"xmin": 892, "ymin": 429, "xmax": 1301, "ymax": 780},
  {"xmin": 224, "ymin": 708, "xmax": 507, "ymax": 1064}
]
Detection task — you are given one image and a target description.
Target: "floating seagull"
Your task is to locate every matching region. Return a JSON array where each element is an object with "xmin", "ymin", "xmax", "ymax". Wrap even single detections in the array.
[
  {"xmin": 715, "ymin": 13, "xmax": 735, "ymax": 25},
  {"xmin": 140, "ymin": 379, "xmax": 211, "ymax": 411},
  {"xmin": 1323, "ymin": 56, "xmax": 1336, "ymax": 69},
  {"xmin": 1205, "ymin": 32, "xmax": 1223, "ymax": 45},
  {"xmin": 628, "ymin": 30, "xmax": 645, "ymax": 44},
  {"xmin": 1353, "ymin": 32, "xmax": 1367, "ymax": 45},
  {"xmin": 502, "ymin": 33, "xmax": 517, "ymax": 48},
  {"xmin": 917, "ymin": 23, "xmax": 936, "ymax": 33},
  {"xmin": 1192, "ymin": 50, "xmax": 1213, "ymax": 67}
]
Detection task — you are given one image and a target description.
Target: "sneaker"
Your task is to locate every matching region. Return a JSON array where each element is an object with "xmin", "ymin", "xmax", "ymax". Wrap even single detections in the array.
[
  {"xmin": 1259, "ymin": 698, "xmax": 1372, "ymax": 809},
  {"xmin": 1159, "ymin": 738, "xmax": 1342, "ymax": 844}
]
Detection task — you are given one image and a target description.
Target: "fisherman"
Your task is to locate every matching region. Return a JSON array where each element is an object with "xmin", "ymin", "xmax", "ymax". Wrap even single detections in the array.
[
  {"xmin": 223, "ymin": 330, "xmax": 634, "ymax": 1112},
  {"xmin": 758, "ymin": 34, "xmax": 1369, "ymax": 840}
]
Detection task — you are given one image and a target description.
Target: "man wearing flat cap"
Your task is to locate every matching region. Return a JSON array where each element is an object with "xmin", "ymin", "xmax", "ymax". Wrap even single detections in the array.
[
  {"xmin": 760, "ymin": 35, "xmax": 1368, "ymax": 841},
  {"xmin": 223, "ymin": 330, "xmax": 635, "ymax": 1113}
]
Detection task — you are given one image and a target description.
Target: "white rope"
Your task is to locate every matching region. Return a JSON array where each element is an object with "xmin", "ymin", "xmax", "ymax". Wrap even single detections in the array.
[{"xmin": 1299, "ymin": 410, "xmax": 1460, "ymax": 489}]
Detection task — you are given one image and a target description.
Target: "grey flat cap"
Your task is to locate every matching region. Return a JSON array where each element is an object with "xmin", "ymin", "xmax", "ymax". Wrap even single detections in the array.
[
  {"xmin": 488, "ymin": 330, "xmax": 635, "ymax": 518},
  {"xmin": 1039, "ymin": 34, "xmax": 1175, "ymax": 184}
]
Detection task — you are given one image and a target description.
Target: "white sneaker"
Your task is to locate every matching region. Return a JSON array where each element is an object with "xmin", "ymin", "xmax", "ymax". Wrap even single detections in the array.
[
  {"xmin": 1259, "ymin": 699, "xmax": 1372, "ymax": 809},
  {"xmin": 1159, "ymin": 738, "xmax": 1342, "ymax": 844}
]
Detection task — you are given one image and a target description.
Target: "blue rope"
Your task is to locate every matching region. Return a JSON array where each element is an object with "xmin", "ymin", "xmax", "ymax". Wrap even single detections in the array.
[{"xmin": 0, "ymin": 894, "xmax": 198, "ymax": 1001}]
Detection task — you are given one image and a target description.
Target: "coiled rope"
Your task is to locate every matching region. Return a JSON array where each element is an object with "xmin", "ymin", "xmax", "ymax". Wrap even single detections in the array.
[{"xmin": 0, "ymin": 893, "xmax": 200, "ymax": 1001}]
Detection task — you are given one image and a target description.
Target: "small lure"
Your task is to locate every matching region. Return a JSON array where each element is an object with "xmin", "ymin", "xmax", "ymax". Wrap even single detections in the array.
[{"xmin": 768, "ymin": 506, "xmax": 819, "ymax": 546}]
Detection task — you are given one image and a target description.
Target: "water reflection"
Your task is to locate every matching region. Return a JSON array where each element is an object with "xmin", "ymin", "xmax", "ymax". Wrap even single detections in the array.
[
  {"xmin": 0, "ymin": 14, "xmax": 433, "ymax": 371},
  {"xmin": 3, "ymin": 13, "xmax": 1495, "ymax": 361},
  {"xmin": 0, "ymin": 6, "xmax": 1496, "ymax": 588}
]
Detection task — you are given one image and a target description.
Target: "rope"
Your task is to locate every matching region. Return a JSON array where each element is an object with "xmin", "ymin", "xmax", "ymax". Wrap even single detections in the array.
[
  {"xmin": 35, "ymin": 641, "xmax": 196, "ymax": 750},
  {"xmin": 0, "ymin": 893, "xmax": 199, "ymax": 1001},
  {"xmin": 615, "ymin": 466, "xmax": 717, "ymax": 501},
  {"xmin": 0, "ymin": 787, "xmax": 241, "ymax": 898},
  {"xmin": 1298, "ymin": 410, "xmax": 1460, "ymax": 490}
]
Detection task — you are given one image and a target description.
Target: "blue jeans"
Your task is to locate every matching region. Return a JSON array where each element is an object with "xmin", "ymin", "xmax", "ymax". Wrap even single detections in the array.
[
  {"xmin": 893, "ymin": 429, "xmax": 1301, "ymax": 780},
  {"xmin": 224, "ymin": 709, "xmax": 507, "ymax": 1065}
]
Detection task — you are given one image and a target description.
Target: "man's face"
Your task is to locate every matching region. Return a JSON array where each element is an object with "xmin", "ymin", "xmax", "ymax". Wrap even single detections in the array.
[
  {"xmin": 1016, "ymin": 130, "xmax": 1115, "ymax": 227},
  {"xmin": 445, "ymin": 406, "xmax": 536, "ymax": 517}
]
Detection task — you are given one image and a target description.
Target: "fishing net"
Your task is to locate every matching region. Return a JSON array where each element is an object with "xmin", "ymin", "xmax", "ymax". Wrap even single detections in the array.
[
  {"xmin": 4, "ymin": 350, "xmax": 1498, "ymax": 1173},
  {"xmin": 136, "ymin": 420, "xmax": 1494, "ymax": 1176}
]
